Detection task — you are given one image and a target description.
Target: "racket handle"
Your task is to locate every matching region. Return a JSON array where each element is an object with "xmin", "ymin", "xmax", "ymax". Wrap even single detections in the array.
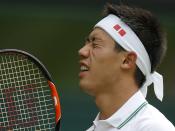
[{"xmin": 48, "ymin": 81, "xmax": 61, "ymax": 123}]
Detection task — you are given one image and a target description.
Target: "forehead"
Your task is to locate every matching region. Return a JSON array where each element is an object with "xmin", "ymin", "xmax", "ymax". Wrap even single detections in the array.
[{"xmin": 89, "ymin": 27, "xmax": 115, "ymax": 41}]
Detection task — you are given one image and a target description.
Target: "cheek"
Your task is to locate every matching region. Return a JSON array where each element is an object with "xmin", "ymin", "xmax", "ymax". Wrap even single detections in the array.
[
  {"xmin": 90, "ymin": 59, "xmax": 117, "ymax": 84},
  {"xmin": 92, "ymin": 50, "xmax": 120, "ymax": 72},
  {"xmin": 91, "ymin": 52, "xmax": 121, "ymax": 81}
]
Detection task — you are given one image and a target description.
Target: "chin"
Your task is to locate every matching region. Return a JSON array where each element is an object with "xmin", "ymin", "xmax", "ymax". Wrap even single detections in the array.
[{"xmin": 79, "ymin": 81, "xmax": 95, "ymax": 96}]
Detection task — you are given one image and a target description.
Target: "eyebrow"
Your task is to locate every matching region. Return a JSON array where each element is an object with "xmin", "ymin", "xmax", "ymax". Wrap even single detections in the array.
[{"xmin": 88, "ymin": 34, "xmax": 103, "ymax": 41}]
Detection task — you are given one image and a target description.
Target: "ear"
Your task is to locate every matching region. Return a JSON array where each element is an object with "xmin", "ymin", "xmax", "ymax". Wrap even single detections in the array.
[{"xmin": 121, "ymin": 52, "xmax": 137, "ymax": 69}]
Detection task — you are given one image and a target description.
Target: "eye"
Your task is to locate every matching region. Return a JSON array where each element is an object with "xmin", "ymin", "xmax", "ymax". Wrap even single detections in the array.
[
  {"xmin": 91, "ymin": 37, "xmax": 96, "ymax": 42},
  {"xmin": 84, "ymin": 37, "xmax": 90, "ymax": 45},
  {"xmin": 85, "ymin": 37, "xmax": 90, "ymax": 42},
  {"xmin": 84, "ymin": 36, "xmax": 102, "ymax": 48},
  {"xmin": 92, "ymin": 42, "xmax": 98, "ymax": 48}
]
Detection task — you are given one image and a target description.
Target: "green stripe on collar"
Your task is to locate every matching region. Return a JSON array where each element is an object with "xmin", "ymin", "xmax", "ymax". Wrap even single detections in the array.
[{"xmin": 117, "ymin": 102, "xmax": 148, "ymax": 129}]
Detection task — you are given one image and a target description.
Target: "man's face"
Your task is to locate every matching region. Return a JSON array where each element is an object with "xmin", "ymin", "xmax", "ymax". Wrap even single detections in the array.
[{"xmin": 78, "ymin": 28, "xmax": 124, "ymax": 96}]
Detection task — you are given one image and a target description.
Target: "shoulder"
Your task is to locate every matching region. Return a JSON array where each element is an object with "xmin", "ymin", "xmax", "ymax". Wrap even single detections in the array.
[
  {"xmin": 134, "ymin": 104, "xmax": 175, "ymax": 131},
  {"xmin": 136, "ymin": 119, "xmax": 175, "ymax": 131}
]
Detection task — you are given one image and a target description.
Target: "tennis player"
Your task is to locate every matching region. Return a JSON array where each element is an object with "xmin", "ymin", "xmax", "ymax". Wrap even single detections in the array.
[{"xmin": 78, "ymin": 3, "xmax": 175, "ymax": 131}]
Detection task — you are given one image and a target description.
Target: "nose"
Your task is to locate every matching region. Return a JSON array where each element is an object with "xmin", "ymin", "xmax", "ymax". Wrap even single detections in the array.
[{"xmin": 78, "ymin": 44, "xmax": 90, "ymax": 58}]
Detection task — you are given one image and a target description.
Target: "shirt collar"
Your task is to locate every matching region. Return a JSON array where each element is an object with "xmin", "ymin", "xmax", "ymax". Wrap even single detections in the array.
[{"xmin": 93, "ymin": 90, "xmax": 148, "ymax": 129}]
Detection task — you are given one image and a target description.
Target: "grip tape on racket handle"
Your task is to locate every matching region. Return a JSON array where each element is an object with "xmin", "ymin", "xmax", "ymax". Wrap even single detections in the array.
[{"xmin": 48, "ymin": 81, "xmax": 61, "ymax": 123}]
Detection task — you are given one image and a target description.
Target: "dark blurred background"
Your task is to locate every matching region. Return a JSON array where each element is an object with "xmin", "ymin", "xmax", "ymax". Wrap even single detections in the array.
[{"xmin": 0, "ymin": 0, "xmax": 174, "ymax": 130}]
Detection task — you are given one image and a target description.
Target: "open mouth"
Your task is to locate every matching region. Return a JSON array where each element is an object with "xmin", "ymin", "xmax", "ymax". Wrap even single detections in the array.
[{"xmin": 80, "ymin": 65, "xmax": 89, "ymax": 72}]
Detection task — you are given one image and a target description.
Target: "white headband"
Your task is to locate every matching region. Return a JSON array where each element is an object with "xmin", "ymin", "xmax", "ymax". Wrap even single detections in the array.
[{"xmin": 94, "ymin": 14, "xmax": 163, "ymax": 101}]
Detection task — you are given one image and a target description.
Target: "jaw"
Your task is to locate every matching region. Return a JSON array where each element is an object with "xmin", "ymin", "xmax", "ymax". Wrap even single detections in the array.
[{"xmin": 79, "ymin": 73, "xmax": 98, "ymax": 96}]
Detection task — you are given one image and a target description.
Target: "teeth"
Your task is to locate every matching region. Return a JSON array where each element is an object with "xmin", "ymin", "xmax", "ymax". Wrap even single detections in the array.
[{"xmin": 80, "ymin": 66, "xmax": 89, "ymax": 71}]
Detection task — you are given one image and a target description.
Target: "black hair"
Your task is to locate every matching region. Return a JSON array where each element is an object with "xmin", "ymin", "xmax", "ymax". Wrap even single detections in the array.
[{"xmin": 103, "ymin": 3, "xmax": 167, "ymax": 87}]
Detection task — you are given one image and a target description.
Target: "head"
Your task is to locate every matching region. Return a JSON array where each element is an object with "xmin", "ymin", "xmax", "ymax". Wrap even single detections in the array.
[{"xmin": 78, "ymin": 3, "xmax": 167, "ymax": 96}]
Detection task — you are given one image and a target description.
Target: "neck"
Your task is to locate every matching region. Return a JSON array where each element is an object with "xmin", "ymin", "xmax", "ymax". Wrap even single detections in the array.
[{"xmin": 95, "ymin": 78, "xmax": 138, "ymax": 120}]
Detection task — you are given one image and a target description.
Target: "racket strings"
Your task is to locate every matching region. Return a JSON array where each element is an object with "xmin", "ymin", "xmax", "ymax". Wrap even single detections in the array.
[{"xmin": 0, "ymin": 53, "xmax": 55, "ymax": 130}]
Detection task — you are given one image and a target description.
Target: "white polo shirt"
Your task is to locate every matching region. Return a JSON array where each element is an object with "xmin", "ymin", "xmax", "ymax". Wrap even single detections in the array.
[{"xmin": 86, "ymin": 91, "xmax": 175, "ymax": 131}]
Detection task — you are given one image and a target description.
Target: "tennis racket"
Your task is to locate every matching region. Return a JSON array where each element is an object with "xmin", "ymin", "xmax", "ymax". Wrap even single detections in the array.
[{"xmin": 0, "ymin": 49, "xmax": 61, "ymax": 131}]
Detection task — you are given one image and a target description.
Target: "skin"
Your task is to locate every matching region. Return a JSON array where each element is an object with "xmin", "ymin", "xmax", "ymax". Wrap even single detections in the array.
[{"xmin": 78, "ymin": 27, "xmax": 139, "ymax": 120}]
